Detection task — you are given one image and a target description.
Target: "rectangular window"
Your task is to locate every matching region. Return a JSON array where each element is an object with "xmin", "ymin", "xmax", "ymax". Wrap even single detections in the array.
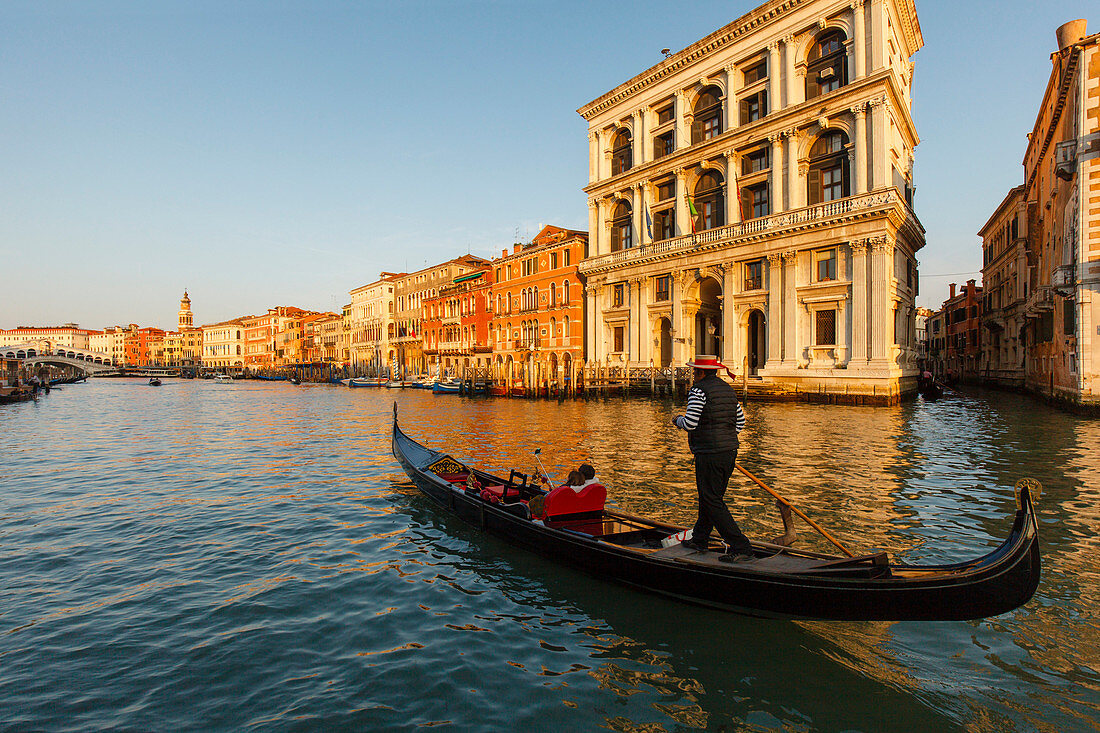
[
  {"xmin": 563, "ymin": 250, "xmax": 570, "ymax": 267},
  {"xmin": 744, "ymin": 259, "xmax": 763, "ymax": 291},
  {"xmin": 814, "ymin": 249, "xmax": 837, "ymax": 282},
  {"xmin": 655, "ymin": 275, "xmax": 671, "ymax": 301},
  {"xmin": 1065, "ymin": 298, "xmax": 1076, "ymax": 335},
  {"xmin": 612, "ymin": 284, "xmax": 624, "ymax": 308},
  {"xmin": 740, "ymin": 90, "xmax": 767, "ymax": 125},
  {"xmin": 702, "ymin": 113, "xmax": 720, "ymax": 140},
  {"xmin": 743, "ymin": 184, "xmax": 769, "ymax": 219},
  {"xmin": 815, "ymin": 309, "xmax": 837, "ymax": 345},
  {"xmin": 654, "ymin": 131, "xmax": 674, "ymax": 159},
  {"xmin": 656, "ymin": 178, "xmax": 675, "ymax": 202},
  {"xmin": 742, "ymin": 147, "xmax": 769, "ymax": 175},
  {"xmin": 743, "ymin": 59, "xmax": 767, "ymax": 85},
  {"xmin": 614, "ymin": 326, "xmax": 625, "ymax": 353},
  {"xmin": 657, "ymin": 105, "xmax": 674, "ymax": 125},
  {"xmin": 654, "ymin": 208, "xmax": 675, "ymax": 241},
  {"xmin": 821, "ymin": 162, "xmax": 844, "ymax": 201},
  {"xmin": 550, "ymin": 252, "xmax": 558, "ymax": 270}
]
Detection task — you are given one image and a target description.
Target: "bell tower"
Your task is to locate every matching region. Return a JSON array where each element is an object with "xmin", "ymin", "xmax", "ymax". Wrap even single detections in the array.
[{"xmin": 178, "ymin": 291, "xmax": 194, "ymax": 330}]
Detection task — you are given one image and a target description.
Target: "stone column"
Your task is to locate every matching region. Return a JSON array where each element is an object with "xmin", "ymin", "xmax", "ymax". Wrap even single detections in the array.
[
  {"xmin": 787, "ymin": 130, "xmax": 802, "ymax": 210},
  {"xmin": 632, "ymin": 109, "xmax": 645, "ymax": 167},
  {"xmin": 588, "ymin": 132, "xmax": 598, "ymax": 183},
  {"xmin": 636, "ymin": 277, "xmax": 651, "ymax": 365},
  {"xmin": 724, "ymin": 151, "xmax": 742, "ymax": 225},
  {"xmin": 766, "ymin": 254, "xmax": 783, "ymax": 369},
  {"xmin": 770, "ymin": 134, "xmax": 785, "ymax": 213},
  {"xmin": 724, "ymin": 64, "xmax": 738, "ymax": 132},
  {"xmin": 869, "ymin": 236, "xmax": 894, "ymax": 365},
  {"xmin": 587, "ymin": 198, "xmax": 599, "ymax": 257},
  {"xmin": 722, "ymin": 265, "xmax": 737, "ymax": 371},
  {"xmin": 586, "ymin": 284, "xmax": 599, "ymax": 363},
  {"xmin": 677, "ymin": 167, "xmax": 691, "ymax": 235},
  {"xmin": 869, "ymin": 97, "xmax": 888, "ymax": 191},
  {"xmin": 782, "ymin": 251, "xmax": 798, "ymax": 367},
  {"xmin": 675, "ymin": 90, "xmax": 688, "ymax": 151},
  {"xmin": 852, "ymin": 103, "xmax": 869, "ymax": 194},
  {"xmin": 869, "ymin": 0, "xmax": 887, "ymax": 74},
  {"xmin": 784, "ymin": 36, "xmax": 799, "ymax": 109},
  {"xmin": 632, "ymin": 184, "xmax": 645, "ymax": 248},
  {"xmin": 768, "ymin": 42, "xmax": 781, "ymax": 113},
  {"xmin": 849, "ymin": 240, "xmax": 869, "ymax": 367},
  {"xmin": 672, "ymin": 271, "xmax": 686, "ymax": 364},
  {"xmin": 852, "ymin": 0, "xmax": 867, "ymax": 79}
]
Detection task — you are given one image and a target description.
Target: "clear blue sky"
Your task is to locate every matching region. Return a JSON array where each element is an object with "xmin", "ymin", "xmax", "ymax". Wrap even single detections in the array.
[{"xmin": 0, "ymin": 0, "xmax": 1093, "ymax": 330}]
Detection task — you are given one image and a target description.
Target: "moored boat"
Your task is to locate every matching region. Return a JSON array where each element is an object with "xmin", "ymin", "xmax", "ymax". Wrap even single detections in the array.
[
  {"xmin": 347, "ymin": 377, "xmax": 386, "ymax": 388},
  {"xmin": 432, "ymin": 379, "xmax": 461, "ymax": 394},
  {"xmin": 391, "ymin": 406, "xmax": 1041, "ymax": 621}
]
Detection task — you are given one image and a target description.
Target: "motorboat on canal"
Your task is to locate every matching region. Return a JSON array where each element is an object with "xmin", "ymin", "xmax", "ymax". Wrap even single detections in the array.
[
  {"xmin": 214, "ymin": 374, "xmax": 233, "ymax": 384},
  {"xmin": 148, "ymin": 378, "xmax": 162, "ymax": 386},
  {"xmin": 432, "ymin": 378, "xmax": 461, "ymax": 394},
  {"xmin": 391, "ymin": 406, "xmax": 1041, "ymax": 621}
]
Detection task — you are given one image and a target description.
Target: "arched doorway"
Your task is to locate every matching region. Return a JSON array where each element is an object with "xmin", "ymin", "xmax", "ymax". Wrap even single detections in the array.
[
  {"xmin": 658, "ymin": 318, "xmax": 673, "ymax": 368},
  {"xmin": 694, "ymin": 277, "xmax": 723, "ymax": 358},
  {"xmin": 747, "ymin": 310, "xmax": 766, "ymax": 375}
]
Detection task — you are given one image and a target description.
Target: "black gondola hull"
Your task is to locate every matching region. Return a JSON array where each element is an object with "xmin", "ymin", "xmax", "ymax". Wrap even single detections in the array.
[{"xmin": 392, "ymin": 417, "xmax": 1040, "ymax": 621}]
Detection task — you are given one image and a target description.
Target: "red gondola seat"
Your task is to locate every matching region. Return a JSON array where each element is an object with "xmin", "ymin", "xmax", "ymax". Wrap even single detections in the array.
[{"xmin": 544, "ymin": 483, "xmax": 606, "ymax": 519}]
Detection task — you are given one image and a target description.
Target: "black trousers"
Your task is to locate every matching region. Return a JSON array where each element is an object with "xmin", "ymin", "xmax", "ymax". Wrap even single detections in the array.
[{"xmin": 692, "ymin": 450, "xmax": 753, "ymax": 553}]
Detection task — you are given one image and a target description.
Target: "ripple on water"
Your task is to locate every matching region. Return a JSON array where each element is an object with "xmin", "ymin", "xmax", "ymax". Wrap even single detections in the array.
[{"xmin": 0, "ymin": 381, "xmax": 1097, "ymax": 731}]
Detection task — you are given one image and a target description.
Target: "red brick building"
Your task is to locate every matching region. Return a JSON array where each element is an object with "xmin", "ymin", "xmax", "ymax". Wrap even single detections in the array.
[
  {"xmin": 422, "ymin": 265, "xmax": 494, "ymax": 377},
  {"xmin": 941, "ymin": 280, "xmax": 983, "ymax": 381}
]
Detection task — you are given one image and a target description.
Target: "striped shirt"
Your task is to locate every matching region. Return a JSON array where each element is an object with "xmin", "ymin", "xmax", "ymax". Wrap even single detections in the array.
[{"xmin": 675, "ymin": 386, "xmax": 745, "ymax": 433}]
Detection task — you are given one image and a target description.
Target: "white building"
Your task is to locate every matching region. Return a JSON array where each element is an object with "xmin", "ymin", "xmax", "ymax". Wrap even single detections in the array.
[
  {"xmin": 202, "ymin": 320, "xmax": 246, "ymax": 370},
  {"xmin": 578, "ymin": 0, "xmax": 925, "ymax": 401},
  {"xmin": 348, "ymin": 273, "xmax": 401, "ymax": 375}
]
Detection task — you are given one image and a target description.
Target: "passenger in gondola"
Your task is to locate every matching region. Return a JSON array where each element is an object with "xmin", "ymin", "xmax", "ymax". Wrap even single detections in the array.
[
  {"xmin": 562, "ymin": 470, "xmax": 586, "ymax": 492},
  {"xmin": 577, "ymin": 463, "xmax": 599, "ymax": 489},
  {"xmin": 672, "ymin": 354, "xmax": 754, "ymax": 563}
]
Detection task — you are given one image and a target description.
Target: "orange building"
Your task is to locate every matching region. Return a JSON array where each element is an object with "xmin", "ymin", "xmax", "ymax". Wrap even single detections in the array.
[
  {"xmin": 422, "ymin": 265, "xmax": 494, "ymax": 377},
  {"xmin": 242, "ymin": 306, "xmax": 309, "ymax": 369},
  {"xmin": 123, "ymin": 327, "xmax": 167, "ymax": 367},
  {"xmin": 490, "ymin": 225, "xmax": 587, "ymax": 392}
]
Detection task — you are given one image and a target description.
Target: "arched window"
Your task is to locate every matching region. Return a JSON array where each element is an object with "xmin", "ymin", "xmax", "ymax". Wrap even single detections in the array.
[
  {"xmin": 806, "ymin": 30, "xmax": 847, "ymax": 99},
  {"xmin": 550, "ymin": 283, "xmax": 557, "ymax": 307},
  {"xmin": 691, "ymin": 86, "xmax": 723, "ymax": 144},
  {"xmin": 693, "ymin": 171, "xmax": 725, "ymax": 231},
  {"xmin": 610, "ymin": 200, "xmax": 632, "ymax": 252},
  {"xmin": 563, "ymin": 315, "xmax": 570, "ymax": 341},
  {"xmin": 807, "ymin": 131, "xmax": 850, "ymax": 204},
  {"xmin": 611, "ymin": 129, "xmax": 632, "ymax": 175},
  {"xmin": 563, "ymin": 280, "xmax": 570, "ymax": 304}
]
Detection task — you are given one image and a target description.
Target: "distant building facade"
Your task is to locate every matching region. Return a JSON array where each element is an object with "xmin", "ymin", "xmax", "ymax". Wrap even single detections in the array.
[
  {"xmin": 348, "ymin": 273, "xmax": 402, "ymax": 375},
  {"xmin": 979, "ymin": 185, "xmax": 1029, "ymax": 388},
  {"xmin": 490, "ymin": 226, "xmax": 587, "ymax": 388},
  {"xmin": 577, "ymin": 0, "xmax": 925, "ymax": 401},
  {"xmin": 1019, "ymin": 20, "xmax": 1100, "ymax": 407},
  {"xmin": 391, "ymin": 255, "xmax": 489, "ymax": 377},
  {"xmin": 202, "ymin": 320, "xmax": 246, "ymax": 370},
  {"xmin": 422, "ymin": 264, "xmax": 494, "ymax": 377},
  {"xmin": 941, "ymin": 281, "xmax": 982, "ymax": 381}
]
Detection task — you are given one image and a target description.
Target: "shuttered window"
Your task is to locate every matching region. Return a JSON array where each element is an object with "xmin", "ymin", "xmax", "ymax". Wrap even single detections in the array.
[{"xmin": 815, "ymin": 310, "xmax": 836, "ymax": 345}]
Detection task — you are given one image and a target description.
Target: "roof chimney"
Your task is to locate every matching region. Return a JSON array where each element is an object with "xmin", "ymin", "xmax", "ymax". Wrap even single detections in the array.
[
  {"xmin": 1057, "ymin": 20, "xmax": 1087, "ymax": 51},
  {"xmin": 949, "ymin": 283, "xmax": 956, "ymax": 299}
]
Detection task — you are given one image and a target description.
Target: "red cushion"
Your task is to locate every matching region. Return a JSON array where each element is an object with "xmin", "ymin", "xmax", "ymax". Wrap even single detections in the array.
[
  {"xmin": 545, "ymin": 483, "xmax": 606, "ymax": 518},
  {"xmin": 482, "ymin": 484, "xmax": 521, "ymax": 500}
]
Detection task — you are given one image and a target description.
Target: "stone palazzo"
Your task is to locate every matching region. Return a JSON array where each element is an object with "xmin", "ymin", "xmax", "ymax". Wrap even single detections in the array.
[{"xmin": 578, "ymin": 0, "xmax": 926, "ymax": 398}]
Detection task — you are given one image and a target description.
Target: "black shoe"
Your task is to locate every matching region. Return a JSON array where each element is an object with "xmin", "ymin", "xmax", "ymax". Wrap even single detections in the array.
[
  {"xmin": 719, "ymin": 552, "xmax": 754, "ymax": 563},
  {"xmin": 680, "ymin": 539, "xmax": 707, "ymax": 552}
]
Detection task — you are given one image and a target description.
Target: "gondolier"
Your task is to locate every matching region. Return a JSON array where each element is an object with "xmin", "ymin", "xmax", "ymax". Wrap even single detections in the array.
[{"xmin": 672, "ymin": 355, "xmax": 753, "ymax": 563}]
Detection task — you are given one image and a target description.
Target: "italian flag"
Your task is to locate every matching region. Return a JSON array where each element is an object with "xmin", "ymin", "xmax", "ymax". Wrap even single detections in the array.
[{"xmin": 687, "ymin": 196, "xmax": 699, "ymax": 233}]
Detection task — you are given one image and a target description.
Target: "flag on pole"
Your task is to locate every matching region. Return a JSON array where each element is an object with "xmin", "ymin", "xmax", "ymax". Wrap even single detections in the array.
[
  {"xmin": 687, "ymin": 196, "xmax": 699, "ymax": 233},
  {"xmin": 645, "ymin": 207, "xmax": 653, "ymax": 240}
]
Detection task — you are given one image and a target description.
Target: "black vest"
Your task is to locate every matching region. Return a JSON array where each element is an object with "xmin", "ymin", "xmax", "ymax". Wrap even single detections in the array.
[{"xmin": 687, "ymin": 374, "xmax": 741, "ymax": 455}]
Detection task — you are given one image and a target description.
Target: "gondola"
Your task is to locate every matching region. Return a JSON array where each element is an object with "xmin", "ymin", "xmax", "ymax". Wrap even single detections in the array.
[
  {"xmin": 391, "ymin": 406, "xmax": 1041, "ymax": 621},
  {"xmin": 148, "ymin": 378, "xmax": 162, "ymax": 386}
]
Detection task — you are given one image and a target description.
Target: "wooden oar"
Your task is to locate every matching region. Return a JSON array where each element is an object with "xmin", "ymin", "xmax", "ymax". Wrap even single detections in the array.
[{"xmin": 736, "ymin": 463, "xmax": 856, "ymax": 558}]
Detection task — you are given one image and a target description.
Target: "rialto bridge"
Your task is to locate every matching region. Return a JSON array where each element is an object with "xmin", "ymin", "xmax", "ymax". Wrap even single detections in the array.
[{"xmin": 2, "ymin": 342, "xmax": 116, "ymax": 373}]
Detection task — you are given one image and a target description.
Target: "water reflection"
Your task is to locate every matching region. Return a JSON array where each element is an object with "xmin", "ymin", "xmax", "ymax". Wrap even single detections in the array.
[{"xmin": 0, "ymin": 380, "xmax": 1097, "ymax": 731}]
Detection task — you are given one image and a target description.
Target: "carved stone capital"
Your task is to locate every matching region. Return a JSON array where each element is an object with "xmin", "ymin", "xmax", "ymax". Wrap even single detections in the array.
[
  {"xmin": 850, "ymin": 239, "xmax": 868, "ymax": 255},
  {"xmin": 850, "ymin": 101, "xmax": 868, "ymax": 116},
  {"xmin": 782, "ymin": 250, "xmax": 797, "ymax": 263},
  {"xmin": 767, "ymin": 253, "xmax": 783, "ymax": 265},
  {"xmin": 767, "ymin": 41, "xmax": 780, "ymax": 53}
]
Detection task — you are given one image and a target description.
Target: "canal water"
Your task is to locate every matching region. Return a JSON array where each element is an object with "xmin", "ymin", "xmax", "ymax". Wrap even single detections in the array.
[{"xmin": 1, "ymin": 379, "xmax": 1097, "ymax": 731}]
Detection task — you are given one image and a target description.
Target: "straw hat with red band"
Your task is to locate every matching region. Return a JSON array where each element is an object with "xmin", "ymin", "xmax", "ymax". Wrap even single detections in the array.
[
  {"xmin": 686, "ymin": 354, "xmax": 725, "ymax": 369},
  {"xmin": 686, "ymin": 354, "xmax": 737, "ymax": 379}
]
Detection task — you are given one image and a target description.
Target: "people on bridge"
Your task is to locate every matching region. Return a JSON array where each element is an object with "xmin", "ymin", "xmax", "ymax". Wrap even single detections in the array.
[{"xmin": 672, "ymin": 354, "xmax": 753, "ymax": 563}]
